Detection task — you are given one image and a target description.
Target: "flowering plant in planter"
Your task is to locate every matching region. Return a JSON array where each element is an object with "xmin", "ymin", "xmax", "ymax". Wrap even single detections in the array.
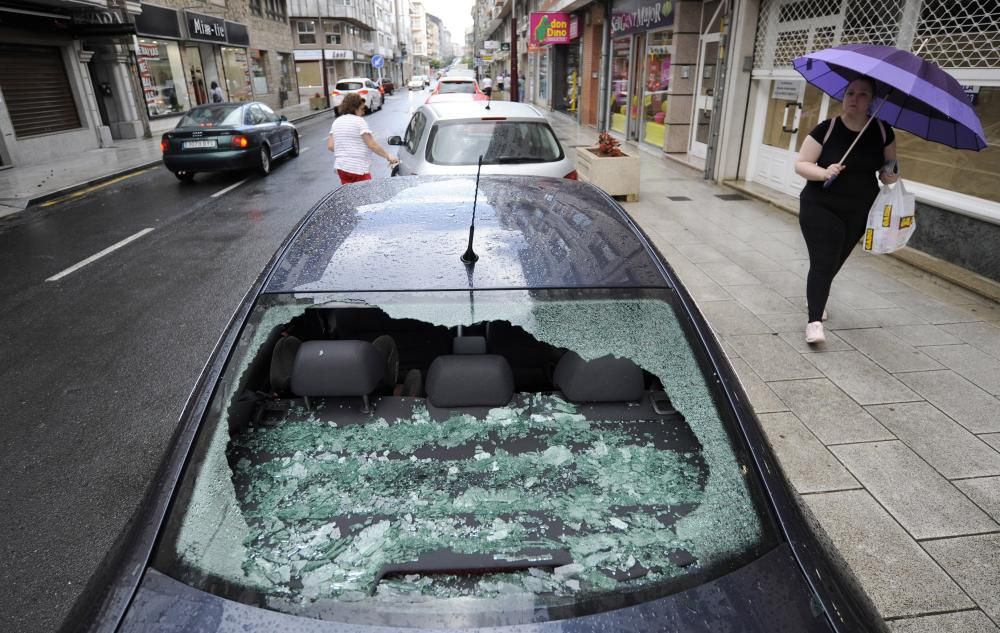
[{"xmin": 596, "ymin": 131, "xmax": 625, "ymax": 157}]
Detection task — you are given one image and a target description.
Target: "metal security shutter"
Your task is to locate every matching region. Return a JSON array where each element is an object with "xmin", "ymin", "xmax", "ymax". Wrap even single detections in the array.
[{"xmin": 0, "ymin": 45, "xmax": 81, "ymax": 138}]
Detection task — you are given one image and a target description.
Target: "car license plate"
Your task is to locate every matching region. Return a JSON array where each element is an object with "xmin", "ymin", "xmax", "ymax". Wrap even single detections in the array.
[{"xmin": 183, "ymin": 140, "xmax": 217, "ymax": 149}]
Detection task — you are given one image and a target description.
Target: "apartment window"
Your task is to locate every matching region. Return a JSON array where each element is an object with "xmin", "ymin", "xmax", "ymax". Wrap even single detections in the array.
[
  {"xmin": 326, "ymin": 33, "xmax": 342, "ymax": 44},
  {"xmin": 249, "ymin": 0, "xmax": 262, "ymax": 16},
  {"xmin": 297, "ymin": 21, "xmax": 316, "ymax": 44},
  {"xmin": 265, "ymin": 0, "xmax": 286, "ymax": 20}
]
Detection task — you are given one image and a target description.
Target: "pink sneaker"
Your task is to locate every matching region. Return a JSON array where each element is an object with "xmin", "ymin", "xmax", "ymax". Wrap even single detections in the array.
[{"xmin": 805, "ymin": 321, "xmax": 826, "ymax": 344}]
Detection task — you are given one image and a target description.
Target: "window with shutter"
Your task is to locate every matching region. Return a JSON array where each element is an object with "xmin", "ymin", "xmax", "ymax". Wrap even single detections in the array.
[{"xmin": 0, "ymin": 45, "xmax": 81, "ymax": 138}]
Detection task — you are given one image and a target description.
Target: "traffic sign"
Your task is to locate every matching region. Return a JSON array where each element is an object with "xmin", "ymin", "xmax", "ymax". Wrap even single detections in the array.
[{"xmin": 371, "ymin": 54, "xmax": 384, "ymax": 68}]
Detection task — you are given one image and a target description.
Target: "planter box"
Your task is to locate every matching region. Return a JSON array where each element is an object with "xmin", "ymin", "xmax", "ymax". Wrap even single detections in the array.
[
  {"xmin": 309, "ymin": 96, "xmax": 327, "ymax": 111},
  {"xmin": 574, "ymin": 146, "xmax": 640, "ymax": 201}
]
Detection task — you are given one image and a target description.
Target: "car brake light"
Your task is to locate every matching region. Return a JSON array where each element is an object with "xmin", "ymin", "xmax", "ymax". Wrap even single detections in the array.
[
  {"xmin": 359, "ymin": 89, "xmax": 369, "ymax": 95},
  {"xmin": 160, "ymin": 138, "xmax": 168, "ymax": 153},
  {"xmin": 232, "ymin": 135, "xmax": 249, "ymax": 149},
  {"xmin": 333, "ymin": 90, "xmax": 340, "ymax": 96},
  {"xmin": 564, "ymin": 170, "xmax": 578, "ymax": 180}
]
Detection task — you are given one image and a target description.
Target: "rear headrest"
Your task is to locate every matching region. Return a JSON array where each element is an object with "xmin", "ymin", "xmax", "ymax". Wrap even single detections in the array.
[
  {"xmin": 553, "ymin": 351, "xmax": 644, "ymax": 403},
  {"xmin": 290, "ymin": 340, "xmax": 384, "ymax": 397},
  {"xmin": 452, "ymin": 336, "xmax": 487, "ymax": 355},
  {"xmin": 270, "ymin": 335, "xmax": 302, "ymax": 395},
  {"xmin": 426, "ymin": 355, "xmax": 514, "ymax": 408}
]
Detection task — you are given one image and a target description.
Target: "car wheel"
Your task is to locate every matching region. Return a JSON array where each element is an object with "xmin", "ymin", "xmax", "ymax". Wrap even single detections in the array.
[
  {"xmin": 364, "ymin": 104, "xmax": 371, "ymax": 115},
  {"xmin": 174, "ymin": 170, "xmax": 195, "ymax": 182},
  {"xmin": 289, "ymin": 134, "xmax": 300, "ymax": 158},
  {"xmin": 258, "ymin": 145, "xmax": 271, "ymax": 176}
]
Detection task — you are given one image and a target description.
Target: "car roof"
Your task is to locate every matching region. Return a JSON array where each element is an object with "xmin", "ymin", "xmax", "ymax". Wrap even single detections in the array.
[
  {"xmin": 424, "ymin": 100, "xmax": 547, "ymax": 120},
  {"xmin": 265, "ymin": 176, "xmax": 668, "ymax": 293},
  {"xmin": 336, "ymin": 77, "xmax": 373, "ymax": 83}
]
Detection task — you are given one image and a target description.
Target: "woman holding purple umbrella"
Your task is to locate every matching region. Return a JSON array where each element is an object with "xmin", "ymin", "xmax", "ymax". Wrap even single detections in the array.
[{"xmin": 794, "ymin": 77, "xmax": 899, "ymax": 345}]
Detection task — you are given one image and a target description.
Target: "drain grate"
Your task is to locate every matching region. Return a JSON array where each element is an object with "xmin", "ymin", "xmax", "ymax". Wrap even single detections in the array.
[
  {"xmin": 667, "ymin": 196, "xmax": 692, "ymax": 201},
  {"xmin": 715, "ymin": 193, "xmax": 747, "ymax": 201}
]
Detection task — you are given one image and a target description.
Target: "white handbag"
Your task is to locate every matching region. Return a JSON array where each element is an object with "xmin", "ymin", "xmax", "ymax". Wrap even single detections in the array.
[{"xmin": 863, "ymin": 179, "xmax": 916, "ymax": 255}]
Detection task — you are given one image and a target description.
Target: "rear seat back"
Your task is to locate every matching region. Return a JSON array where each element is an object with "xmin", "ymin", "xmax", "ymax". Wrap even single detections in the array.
[{"xmin": 553, "ymin": 351, "xmax": 644, "ymax": 403}]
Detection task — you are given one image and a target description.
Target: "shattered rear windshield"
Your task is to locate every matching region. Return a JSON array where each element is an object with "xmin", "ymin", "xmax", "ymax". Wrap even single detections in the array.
[{"xmin": 152, "ymin": 289, "xmax": 773, "ymax": 626}]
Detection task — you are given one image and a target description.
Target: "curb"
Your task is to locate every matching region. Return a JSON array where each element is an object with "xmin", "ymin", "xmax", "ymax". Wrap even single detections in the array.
[{"xmin": 24, "ymin": 107, "xmax": 337, "ymax": 209}]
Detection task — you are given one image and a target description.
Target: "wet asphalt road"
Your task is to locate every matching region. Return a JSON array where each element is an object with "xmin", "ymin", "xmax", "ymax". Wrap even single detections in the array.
[{"xmin": 0, "ymin": 90, "xmax": 425, "ymax": 633}]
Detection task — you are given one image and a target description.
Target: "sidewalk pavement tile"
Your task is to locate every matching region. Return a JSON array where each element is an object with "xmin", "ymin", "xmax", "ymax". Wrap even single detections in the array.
[
  {"xmin": 745, "ymin": 238, "xmax": 809, "ymax": 262},
  {"xmin": 899, "ymin": 274, "xmax": 998, "ymax": 307},
  {"xmin": 895, "ymin": 370, "xmax": 1000, "ymax": 434},
  {"xmin": 884, "ymin": 292, "xmax": 983, "ymax": 325},
  {"xmin": 830, "ymin": 283, "xmax": 902, "ymax": 310},
  {"xmin": 769, "ymin": 378, "xmax": 895, "ymax": 444},
  {"xmin": 724, "ymin": 249, "xmax": 787, "ymax": 273},
  {"xmin": 725, "ymin": 334, "xmax": 824, "ymax": 381},
  {"xmin": 865, "ymin": 402, "xmax": 1000, "ymax": 479},
  {"xmin": 838, "ymin": 268, "xmax": 917, "ymax": 295},
  {"xmin": 723, "ymin": 284, "xmax": 801, "ymax": 315},
  {"xmin": 859, "ymin": 307, "xmax": 930, "ymax": 327},
  {"xmin": 831, "ymin": 441, "xmax": 999, "ymax": 540},
  {"xmin": 757, "ymin": 413, "xmax": 860, "ymax": 493},
  {"xmin": 886, "ymin": 324, "xmax": 963, "ymax": 347},
  {"xmin": 920, "ymin": 345, "xmax": 1000, "ymax": 395},
  {"xmin": 697, "ymin": 300, "xmax": 773, "ymax": 336},
  {"xmin": 888, "ymin": 611, "xmax": 1000, "ymax": 633},
  {"xmin": 778, "ymin": 328, "xmax": 855, "ymax": 353},
  {"xmin": 938, "ymin": 322, "xmax": 1000, "ymax": 361},
  {"xmin": 751, "ymin": 270, "xmax": 806, "ymax": 297},
  {"xmin": 835, "ymin": 328, "xmax": 945, "ymax": 373},
  {"xmin": 728, "ymin": 359, "xmax": 788, "ymax": 414},
  {"xmin": 803, "ymin": 489, "xmax": 973, "ymax": 618},
  {"xmin": 674, "ymin": 242, "xmax": 729, "ymax": 263},
  {"xmin": 696, "ymin": 261, "xmax": 762, "ymax": 286},
  {"xmin": 954, "ymin": 477, "xmax": 1000, "ymax": 523},
  {"xmin": 761, "ymin": 312, "xmax": 811, "ymax": 333},
  {"xmin": 985, "ymin": 434, "xmax": 1000, "ymax": 452},
  {"xmin": 787, "ymin": 297, "xmax": 885, "ymax": 329},
  {"xmin": 804, "ymin": 351, "xmax": 922, "ymax": 405},
  {"xmin": 923, "ymin": 534, "xmax": 1000, "ymax": 624}
]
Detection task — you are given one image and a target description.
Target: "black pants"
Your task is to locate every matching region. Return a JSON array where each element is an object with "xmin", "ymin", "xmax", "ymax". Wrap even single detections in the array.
[
  {"xmin": 483, "ymin": 87, "xmax": 492, "ymax": 97},
  {"xmin": 799, "ymin": 195, "xmax": 870, "ymax": 323}
]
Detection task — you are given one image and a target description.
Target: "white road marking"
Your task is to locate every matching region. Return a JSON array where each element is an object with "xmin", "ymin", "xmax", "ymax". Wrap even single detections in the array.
[
  {"xmin": 210, "ymin": 177, "xmax": 249, "ymax": 198},
  {"xmin": 45, "ymin": 228, "xmax": 155, "ymax": 282},
  {"xmin": 301, "ymin": 146, "xmax": 311, "ymax": 153}
]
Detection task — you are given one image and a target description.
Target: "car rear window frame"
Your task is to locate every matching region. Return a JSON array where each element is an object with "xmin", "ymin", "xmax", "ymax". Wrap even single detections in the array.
[{"xmin": 177, "ymin": 105, "xmax": 244, "ymax": 129}]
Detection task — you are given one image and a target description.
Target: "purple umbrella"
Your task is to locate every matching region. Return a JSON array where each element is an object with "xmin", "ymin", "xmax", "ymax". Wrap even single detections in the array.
[{"xmin": 793, "ymin": 44, "xmax": 987, "ymax": 151}]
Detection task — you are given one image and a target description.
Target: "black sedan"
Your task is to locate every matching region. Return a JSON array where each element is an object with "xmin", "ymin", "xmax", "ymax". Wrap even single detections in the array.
[
  {"xmin": 160, "ymin": 102, "xmax": 299, "ymax": 181},
  {"xmin": 66, "ymin": 177, "xmax": 887, "ymax": 633}
]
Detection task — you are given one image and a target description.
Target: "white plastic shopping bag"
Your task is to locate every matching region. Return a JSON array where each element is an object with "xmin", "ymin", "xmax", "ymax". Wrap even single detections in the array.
[{"xmin": 863, "ymin": 179, "xmax": 916, "ymax": 254}]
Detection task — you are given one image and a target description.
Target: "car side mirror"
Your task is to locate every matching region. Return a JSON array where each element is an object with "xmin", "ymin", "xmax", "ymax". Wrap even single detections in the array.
[
  {"xmin": 279, "ymin": 115, "xmax": 288, "ymax": 122},
  {"xmin": 387, "ymin": 135, "xmax": 402, "ymax": 146}
]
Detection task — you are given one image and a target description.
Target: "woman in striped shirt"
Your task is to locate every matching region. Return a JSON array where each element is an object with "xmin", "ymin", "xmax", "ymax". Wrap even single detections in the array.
[{"xmin": 327, "ymin": 93, "xmax": 399, "ymax": 184}]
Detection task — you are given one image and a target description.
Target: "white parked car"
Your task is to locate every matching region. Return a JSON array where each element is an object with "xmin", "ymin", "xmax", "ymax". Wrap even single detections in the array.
[
  {"xmin": 388, "ymin": 101, "xmax": 577, "ymax": 179},
  {"xmin": 407, "ymin": 77, "xmax": 424, "ymax": 91},
  {"xmin": 331, "ymin": 77, "xmax": 383, "ymax": 113}
]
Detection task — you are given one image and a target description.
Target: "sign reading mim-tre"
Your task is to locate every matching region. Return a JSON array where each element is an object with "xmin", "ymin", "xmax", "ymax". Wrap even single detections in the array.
[
  {"xmin": 185, "ymin": 11, "xmax": 227, "ymax": 43},
  {"xmin": 611, "ymin": 0, "xmax": 674, "ymax": 36}
]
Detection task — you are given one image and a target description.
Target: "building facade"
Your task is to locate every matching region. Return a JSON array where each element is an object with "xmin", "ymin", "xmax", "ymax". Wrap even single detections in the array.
[
  {"xmin": 410, "ymin": 1, "xmax": 429, "ymax": 77},
  {"xmin": 289, "ymin": 0, "xmax": 379, "ymax": 100}
]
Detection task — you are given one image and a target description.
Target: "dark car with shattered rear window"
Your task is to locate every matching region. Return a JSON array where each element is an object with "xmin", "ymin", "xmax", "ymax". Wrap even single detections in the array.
[{"xmin": 66, "ymin": 176, "xmax": 887, "ymax": 633}]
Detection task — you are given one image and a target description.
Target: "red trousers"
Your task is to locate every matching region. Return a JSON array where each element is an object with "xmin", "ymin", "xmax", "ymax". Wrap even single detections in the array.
[{"xmin": 337, "ymin": 169, "xmax": 372, "ymax": 185}]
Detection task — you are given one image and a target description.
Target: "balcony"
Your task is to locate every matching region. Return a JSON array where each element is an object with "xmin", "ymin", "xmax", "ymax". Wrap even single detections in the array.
[{"xmin": 288, "ymin": 0, "xmax": 376, "ymax": 30}]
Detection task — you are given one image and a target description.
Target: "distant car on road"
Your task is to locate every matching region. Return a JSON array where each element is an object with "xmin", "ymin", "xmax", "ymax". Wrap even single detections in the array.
[
  {"xmin": 412, "ymin": 74, "xmax": 430, "ymax": 88},
  {"xmin": 377, "ymin": 78, "xmax": 395, "ymax": 95},
  {"xmin": 389, "ymin": 101, "xmax": 576, "ymax": 179},
  {"xmin": 332, "ymin": 77, "xmax": 383, "ymax": 113},
  {"xmin": 66, "ymin": 176, "xmax": 888, "ymax": 633},
  {"xmin": 160, "ymin": 102, "xmax": 299, "ymax": 181},
  {"xmin": 407, "ymin": 77, "xmax": 424, "ymax": 91},
  {"xmin": 426, "ymin": 76, "xmax": 488, "ymax": 103}
]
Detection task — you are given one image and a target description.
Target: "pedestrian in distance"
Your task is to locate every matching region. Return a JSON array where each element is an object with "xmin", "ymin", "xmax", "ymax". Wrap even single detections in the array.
[
  {"xmin": 481, "ymin": 75, "xmax": 493, "ymax": 97},
  {"xmin": 794, "ymin": 77, "xmax": 898, "ymax": 344},
  {"xmin": 496, "ymin": 72, "xmax": 505, "ymax": 93},
  {"xmin": 209, "ymin": 81, "xmax": 224, "ymax": 103},
  {"xmin": 327, "ymin": 93, "xmax": 398, "ymax": 185}
]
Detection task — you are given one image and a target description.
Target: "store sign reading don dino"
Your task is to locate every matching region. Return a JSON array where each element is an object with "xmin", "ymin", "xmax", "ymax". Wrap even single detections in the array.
[
  {"xmin": 611, "ymin": 0, "xmax": 674, "ymax": 37},
  {"xmin": 529, "ymin": 12, "xmax": 571, "ymax": 47}
]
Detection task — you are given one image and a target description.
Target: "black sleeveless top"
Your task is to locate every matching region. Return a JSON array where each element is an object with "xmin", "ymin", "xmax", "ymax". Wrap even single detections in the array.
[{"xmin": 801, "ymin": 117, "xmax": 894, "ymax": 204}]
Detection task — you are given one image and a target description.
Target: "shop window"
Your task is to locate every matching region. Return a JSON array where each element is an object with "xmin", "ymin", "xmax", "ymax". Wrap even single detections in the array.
[
  {"xmin": 609, "ymin": 37, "xmax": 631, "ymax": 134},
  {"xmin": 251, "ymin": 50, "xmax": 269, "ymax": 95},
  {"xmin": 538, "ymin": 50, "xmax": 549, "ymax": 102},
  {"xmin": 222, "ymin": 47, "xmax": 253, "ymax": 102},
  {"xmin": 828, "ymin": 85, "xmax": 1000, "ymax": 205},
  {"xmin": 136, "ymin": 38, "xmax": 191, "ymax": 117},
  {"xmin": 642, "ymin": 30, "xmax": 671, "ymax": 147},
  {"xmin": 297, "ymin": 21, "xmax": 316, "ymax": 44},
  {"xmin": 278, "ymin": 53, "xmax": 293, "ymax": 92}
]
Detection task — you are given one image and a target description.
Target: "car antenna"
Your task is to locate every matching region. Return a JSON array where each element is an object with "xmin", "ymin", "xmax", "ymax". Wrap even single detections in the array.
[{"xmin": 461, "ymin": 155, "xmax": 483, "ymax": 265}]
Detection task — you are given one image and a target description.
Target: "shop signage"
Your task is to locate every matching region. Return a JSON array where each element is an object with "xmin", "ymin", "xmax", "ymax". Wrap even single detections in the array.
[
  {"xmin": 772, "ymin": 80, "xmax": 799, "ymax": 101},
  {"xmin": 570, "ymin": 14, "xmax": 579, "ymax": 39},
  {"xmin": 961, "ymin": 84, "xmax": 980, "ymax": 105},
  {"xmin": 500, "ymin": 42, "xmax": 510, "ymax": 51},
  {"xmin": 293, "ymin": 49, "xmax": 355, "ymax": 61},
  {"xmin": 610, "ymin": 0, "xmax": 674, "ymax": 37},
  {"xmin": 529, "ymin": 12, "xmax": 571, "ymax": 47},
  {"xmin": 134, "ymin": 4, "xmax": 181, "ymax": 39},
  {"xmin": 226, "ymin": 21, "xmax": 250, "ymax": 47},
  {"xmin": 484, "ymin": 40, "xmax": 499, "ymax": 50},
  {"xmin": 185, "ymin": 11, "xmax": 227, "ymax": 43},
  {"xmin": 483, "ymin": 54, "xmax": 494, "ymax": 62}
]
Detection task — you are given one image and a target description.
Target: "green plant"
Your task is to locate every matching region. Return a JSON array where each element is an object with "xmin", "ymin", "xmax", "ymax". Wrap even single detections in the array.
[{"xmin": 597, "ymin": 131, "xmax": 625, "ymax": 157}]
